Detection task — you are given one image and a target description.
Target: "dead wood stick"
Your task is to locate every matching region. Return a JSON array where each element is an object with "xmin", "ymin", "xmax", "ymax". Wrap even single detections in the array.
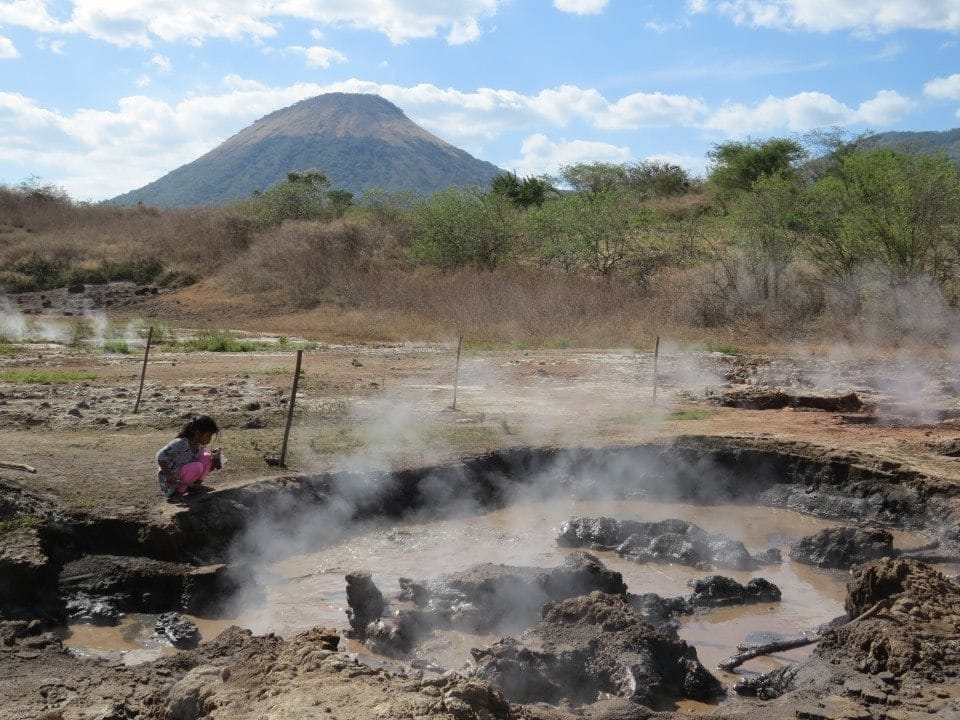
[
  {"xmin": 718, "ymin": 600, "xmax": 887, "ymax": 672},
  {"xmin": 718, "ymin": 636, "xmax": 819, "ymax": 672},
  {"xmin": 0, "ymin": 460, "xmax": 37, "ymax": 473}
]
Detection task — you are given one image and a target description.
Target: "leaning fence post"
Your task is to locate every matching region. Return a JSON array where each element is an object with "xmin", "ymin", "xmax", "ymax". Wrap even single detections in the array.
[
  {"xmin": 133, "ymin": 326, "xmax": 153, "ymax": 414},
  {"xmin": 452, "ymin": 335, "xmax": 463, "ymax": 410},
  {"xmin": 652, "ymin": 336, "xmax": 660, "ymax": 408},
  {"xmin": 279, "ymin": 349, "xmax": 303, "ymax": 468}
]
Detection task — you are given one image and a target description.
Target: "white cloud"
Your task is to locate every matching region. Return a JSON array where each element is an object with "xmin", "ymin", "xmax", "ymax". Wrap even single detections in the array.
[
  {"xmin": 447, "ymin": 17, "xmax": 481, "ymax": 44},
  {"xmin": 510, "ymin": 133, "xmax": 630, "ymax": 175},
  {"xmin": 290, "ymin": 44, "xmax": 348, "ymax": 68},
  {"xmin": 0, "ymin": 1, "xmax": 505, "ymax": 47},
  {"xmin": 553, "ymin": 0, "xmax": 609, "ymax": 14},
  {"xmin": 36, "ymin": 36, "xmax": 65, "ymax": 53},
  {"xmin": 599, "ymin": 91, "xmax": 708, "ymax": 128},
  {"xmin": 0, "ymin": 35, "xmax": 18, "ymax": 59},
  {"xmin": 924, "ymin": 73, "xmax": 960, "ymax": 100},
  {"xmin": 704, "ymin": 90, "xmax": 912, "ymax": 136},
  {"xmin": 0, "ymin": 0, "xmax": 60, "ymax": 32},
  {"xmin": 856, "ymin": 89, "xmax": 914, "ymax": 125},
  {"xmin": 150, "ymin": 53, "xmax": 171, "ymax": 71},
  {"xmin": 706, "ymin": 1, "xmax": 960, "ymax": 34},
  {"xmin": 135, "ymin": 74, "xmax": 151, "ymax": 88}
]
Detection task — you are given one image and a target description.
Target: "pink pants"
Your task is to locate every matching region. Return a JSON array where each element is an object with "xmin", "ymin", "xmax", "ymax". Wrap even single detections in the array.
[{"xmin": 175, "ymin": 451, "xmax": 213, "ymax": 495}]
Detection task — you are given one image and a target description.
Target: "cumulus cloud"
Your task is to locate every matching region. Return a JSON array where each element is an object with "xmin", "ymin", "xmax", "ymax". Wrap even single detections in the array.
[
  {"xmin": 553, "ymin": 0, "xmax": 609, "ymax": 14},
  {"xmin": 290, "ymin": 44, "xmax": 348, "ymax": 68},
  {"xmin": 150, "ymin": 53, "xmax": 171, "ymax": 71},
  {"xmin": 599, "ymin": 91, "xmax": 708, "ymax": 128},
  {"xmin": 924, "ymin": 73, "xmax": 960, "ymax": 100},
  {"xmin": 447, "ymin": 18, "xmax": 482, "ymax": 44},
  {"xmin": 0, "ymin": 0, "xmax": 60, "ymax": 32},
  {"xmin": 510, "ymin": 133, "xmax": 630, "ymax": 175},
  {"xmin": 0, "ymin": 0, "xmax": 505, "ymax": 46},
  {"xmin": 702, "ymin": 0, "xmax": 960, "ymax": 34},
  {"xmin": 0, "ymin": 35, "xmax": 18, "ymax": 58},
  {"xmin": 704, "ymin": 89, "xmax": 913, "ymax": 135}
]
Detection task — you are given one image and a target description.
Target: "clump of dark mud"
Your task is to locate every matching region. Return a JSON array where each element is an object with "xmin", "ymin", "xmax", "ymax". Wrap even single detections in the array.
[
  {"xmin": 558, "ymin": 516, "xmax": 779, "ymax": 570},
  {"xmin": 471, "ymin": 591, "xmax": 724, "ymax": 707},
  {"xmin": 789, "ymin": 526, "xmax": 896, "ymax": 569}
]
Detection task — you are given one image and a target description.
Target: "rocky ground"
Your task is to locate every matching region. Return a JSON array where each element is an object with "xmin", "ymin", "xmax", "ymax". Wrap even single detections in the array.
[{"xmin": 3, "ymin": 283, "xmax": 960, "ymax": 719}]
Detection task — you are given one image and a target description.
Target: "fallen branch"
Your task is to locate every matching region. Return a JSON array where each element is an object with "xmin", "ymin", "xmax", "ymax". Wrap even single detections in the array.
[
  {"xmin": 0, "ymin": 461, "xmax": 36, "ymax": 473},
  {"xmin": 718, "ymin": 600, "xmax": 887, "ymax": 672},
  {"xmin": 719, "ymin": 636, "xmax": 818, "ymax": 672}
]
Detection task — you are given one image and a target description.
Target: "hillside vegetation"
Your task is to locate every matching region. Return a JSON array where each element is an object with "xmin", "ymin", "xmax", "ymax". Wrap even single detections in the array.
[{"xmin": 3, "ymin": 135, "xmax": 960, "ymax": 349}]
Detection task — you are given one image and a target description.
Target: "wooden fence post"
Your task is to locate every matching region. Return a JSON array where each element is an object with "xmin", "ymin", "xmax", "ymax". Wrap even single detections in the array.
[
  {"xmin": 652, "ymin": 336, "xmax": 660, "ymax": 407},
  {"xmin": 133, "ymin": 326, "xmax": 153, "ymax": 414},
  {"xmin": 279, "ymin": 349, "xmax": 303, "ymax": 468},
  {"xmin": 452, "ymin": 336, "xmax": 463, "ymax": 410}
]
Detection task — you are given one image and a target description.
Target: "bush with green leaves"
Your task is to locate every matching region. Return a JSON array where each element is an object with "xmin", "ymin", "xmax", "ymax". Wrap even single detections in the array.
[
  {"xmin": 802, "ymin": 148, "xmax": 960, "ymax": 290},
  {"xmin": 409, "ymin": 187, "xmax": 520, "ymax": 271}
]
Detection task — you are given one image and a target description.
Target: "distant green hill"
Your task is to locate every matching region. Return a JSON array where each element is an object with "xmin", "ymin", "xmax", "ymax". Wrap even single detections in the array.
[
  {"xmin": 865, "ymin": 127, "xmax": 960, "ymax": 165},
  {"xmin": 110, "ymin": 93, "xmax": 504, "ymax": 207}
]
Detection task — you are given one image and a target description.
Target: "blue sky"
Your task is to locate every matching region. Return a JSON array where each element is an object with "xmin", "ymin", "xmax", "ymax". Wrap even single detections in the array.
[{"xmin": 1, "ymin": 0, "xmax": 959, "ymax": 201}]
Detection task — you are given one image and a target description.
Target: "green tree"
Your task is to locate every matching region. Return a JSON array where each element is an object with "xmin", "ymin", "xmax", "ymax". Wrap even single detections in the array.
[
  {"xmin": 528, "ymin": 188, "xmax": 657, "ymax": 280},
  {"xmin": 558, "ymin": 162, "xmax": 629, "ymax": 194},
  {"xmin": 248, "ymin": 171, "xmax": 331, "ymax": 226},
  {"xmin": 707, "ymin": 138, "xmax": 806, "ymax": 200},
  {"xmin": 623, "ymin": 161, "xmax": 694, "ymax": 198},
  {"xmin": 490, "ymin": 172, "xmax": 550, "ymax": 208},
  {"xmin": 729, "ymin": 175, "xmax": 805, "ymax": 301},
  {"xmin": 326, "ymin": 189, "xmax": 354, "ymax": 219},
  {"xmin": 409, "ymin": 188, "xmax": 519, "ymax": 270},
  {"xmin": 802, "ymin": 148, "xmax": 960, "ymax": 288}
]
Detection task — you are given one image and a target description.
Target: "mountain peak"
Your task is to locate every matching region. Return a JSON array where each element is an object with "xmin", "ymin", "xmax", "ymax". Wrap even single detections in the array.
[{"xmin": 111, "ymin": 93, "xmax": 502, "ymax": 207}]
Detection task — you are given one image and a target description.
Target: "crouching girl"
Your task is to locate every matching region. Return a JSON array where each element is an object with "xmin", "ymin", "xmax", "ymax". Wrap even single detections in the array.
[{"xmin": 156, "ymin": 414, "xmax": 223, "ymax": 500}]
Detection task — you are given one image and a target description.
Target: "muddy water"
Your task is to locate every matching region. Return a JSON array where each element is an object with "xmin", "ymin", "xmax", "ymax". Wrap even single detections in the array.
[{"xmin": 66, "ymin": 499, "xmax": 930, "ymax": 682}]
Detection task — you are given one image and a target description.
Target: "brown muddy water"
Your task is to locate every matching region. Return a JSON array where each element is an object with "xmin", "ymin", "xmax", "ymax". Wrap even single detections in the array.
[{"xmin": 63, "ymin": 498, "xmax": 933, "ymax": 683}]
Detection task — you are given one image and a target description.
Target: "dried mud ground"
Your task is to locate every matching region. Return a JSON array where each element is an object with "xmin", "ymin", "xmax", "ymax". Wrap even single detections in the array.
[{"xmin": 4, "ymin": 284, "xmax": 960, "ymax": 719}]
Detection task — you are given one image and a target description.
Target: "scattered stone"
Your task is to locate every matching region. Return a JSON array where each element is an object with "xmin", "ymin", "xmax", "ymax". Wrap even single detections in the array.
[
  {"xmin": 67, "ymin": 408, "xmax": 82, "ymax": 417},
  {"xmin": 242, "ymin": 416, "xmax": 266, "ymax": 429},
  {"xmin": 243, "ymin": 401, "xmax": 262, "ymax": 411}
]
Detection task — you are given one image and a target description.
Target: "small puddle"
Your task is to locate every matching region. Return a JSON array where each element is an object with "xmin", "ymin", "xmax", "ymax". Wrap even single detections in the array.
[{"xmin": 65, "ymin": 498, "xmax": 931, "ymax": 686}]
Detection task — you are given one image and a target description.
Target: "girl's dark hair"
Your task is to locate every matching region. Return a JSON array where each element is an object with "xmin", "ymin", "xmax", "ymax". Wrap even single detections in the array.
[{"xmin": 177, "ymin": 414, "xmax": 219, "ymax": 439}]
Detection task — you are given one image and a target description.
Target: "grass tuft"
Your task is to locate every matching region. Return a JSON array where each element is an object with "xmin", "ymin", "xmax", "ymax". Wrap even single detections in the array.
[
  {"xmin": 101, "ymin": 340, "xmax": 130, "ymax": 354},
  {"xmin": 0, "ymin": 514, "xmax": 41, "ymax": 537},
  {"xmin": 176, "ymin": 330, "xmax": 266, "ymax": 352},
  {"xmin": 0, "ymin": 369, "xmax": 99, "ymax": 384}
]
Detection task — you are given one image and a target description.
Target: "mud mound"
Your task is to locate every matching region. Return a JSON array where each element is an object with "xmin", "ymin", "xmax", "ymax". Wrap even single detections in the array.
[
  {"xmin": 819, "ymin": 558, "xmax": 960, "ymax": 680},
  {"xmin": 472, "ymin": 591, "xmax": 723, "ymax": 707},
  {"xmin": 167, "ymin": 626, "xmax": 516, "ymax": 720},
  {"xmin": 789, "ymin": 526, "xmax": 896, "ymax": 569}
]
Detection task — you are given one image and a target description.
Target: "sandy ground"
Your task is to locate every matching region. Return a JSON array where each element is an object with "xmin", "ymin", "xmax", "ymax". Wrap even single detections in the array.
[{"xmin": 4, "ymin": 310, "xmax": 960, "ymax": 517}]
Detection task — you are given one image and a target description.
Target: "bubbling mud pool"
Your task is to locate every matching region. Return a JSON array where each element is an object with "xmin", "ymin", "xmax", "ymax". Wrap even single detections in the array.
[{"xmin": 64, "ymin": 498, "xmax": 936, "ymax": 687}]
